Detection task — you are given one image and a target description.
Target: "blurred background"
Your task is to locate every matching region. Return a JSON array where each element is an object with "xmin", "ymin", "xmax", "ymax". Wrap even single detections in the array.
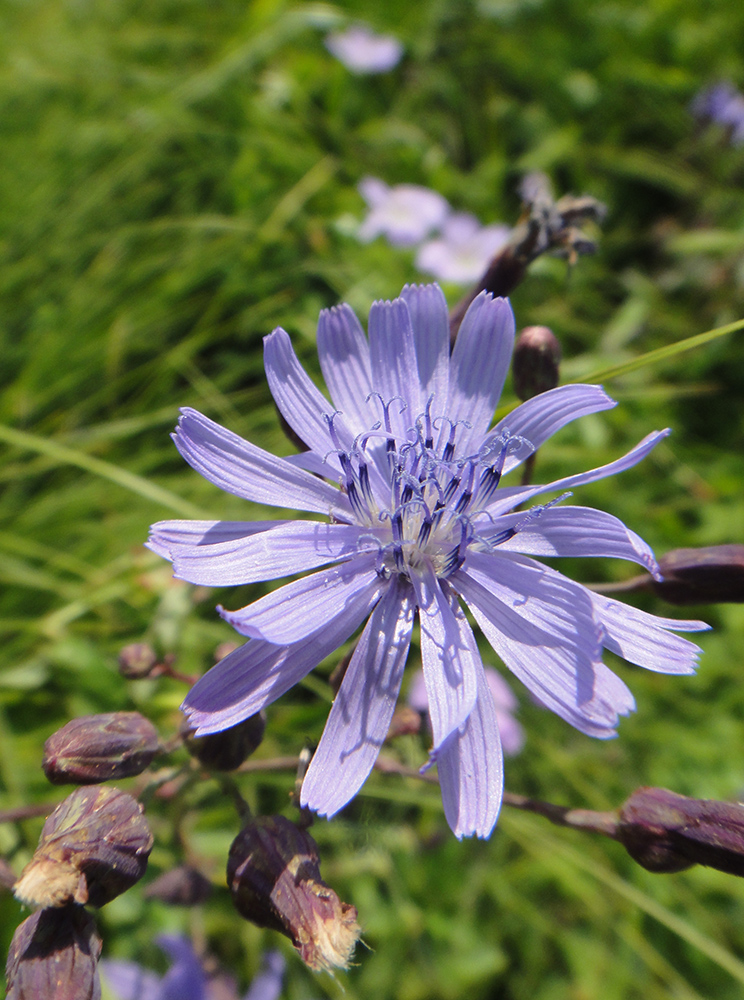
[{"xmin": 1, "ymin": 0, "xmax": 744, "ymax": 997}]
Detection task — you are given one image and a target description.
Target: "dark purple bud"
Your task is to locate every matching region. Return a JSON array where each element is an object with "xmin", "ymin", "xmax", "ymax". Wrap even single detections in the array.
[
  {"xmin": 512, "ymin": 325, "xmax": 562, "ymax": 401},
  {"xmin": 117, "ymin": 643, "xmax": 158, "ymax": 679},
  {"xmin": 227, "ymin": 815, "xmax": 361, "ymax": 972},
  {"xmin": 14, "ymin": 786, "xmax": 153, "ymax": 909},
  {"xmin": 42, "ymin": 713, "xmax": 160, "ymax": 785},
  {"xmin": 143, "ymin": 865, "xmax": 213, "ymax": 906},
  {"xmin": 618, "ymin": 786, "xmax": 744, "ymax": 876},
  {"xmin": 6, "ymin": 904, "xmax": 102, "ymax": 1000},
  {"xmin": 182, "ymin": 713, "xmax": 266, "ymax": 771},
  {"xmin": 652, "ymin": 545, "xmax": 744, "ymax": 604}
]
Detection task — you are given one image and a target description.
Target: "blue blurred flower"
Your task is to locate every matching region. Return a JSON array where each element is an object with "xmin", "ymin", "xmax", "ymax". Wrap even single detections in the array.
[
  {"xmin": 148, "ymin": 284, "xmax": 707, "ymax": 839},
  {"xmin": 691, "ymin": 82, "xmax": 744, "ymax": 145},
  {"xmin": 324, "ymin": 25, "xmax": 403, "ymax": 74},
  {"xmin": 102, "ymin": 936, "xmax": 284, "ymax": 1000},
  {"xmin": 415, "ymin": 212, "xmax": 512, "ymax": 284},
  {"xmin": 357, "ymin": 177, "xmax": 450, "ymax": 247}
]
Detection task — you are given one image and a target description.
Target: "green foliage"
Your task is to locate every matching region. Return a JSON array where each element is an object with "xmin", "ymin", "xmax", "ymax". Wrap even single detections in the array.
[{"xmin": 1, "ymin": 0, "xmax": 744, "ymax": 996}]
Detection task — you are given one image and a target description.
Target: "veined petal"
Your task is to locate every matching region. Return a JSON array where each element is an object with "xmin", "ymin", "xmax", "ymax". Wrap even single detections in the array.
[
  {"xmin": 411, "ymin": 566, "xmax": 478, "ymax": 751},
  {"xmin": 301, "ymin": 578, "xmax": 415, "ymax": 817},
  {"xmin": 264, "ymin": 327, "xmax": 353, "ymax": 461},
  {"xmin": 399, "ymin": 283, "xmax": 450, "ymax": 414},
  {"xmin": 493, "ymin": 505, "xmax": 660, "ymax": 578},
  {"xmin": 316, "ymin": 304, "xmax": 373, "ymax": 437},
  {"xmin": 148, "ymin": 519, "xmax": 368, "ymax": 585},
  {"xmin": 182, "ymin": 592, "xmax": 381, "ymax": 732},
  {"xmin": 485, "ymin": 429, "xmax": 670, "ymax": 518},
  {"xmin": 592, "ymin": 592, "xmax": 708, "ymax": 674},
  {"xmin": 368, "ymin": 297, "xmax": 421, "ymax": 435},
  {"xmin": 485, "ymin": 384, "xmax": 617, "ymax": 475},
  {"xmin": 452, "ymin": 553, "xmax": 631, "ymax": 737},
  {"xmin": 436, "ymin": 654, "xmax": 504, "ymax": 840},
  {"xmin": 173, "ymin": 408, "xmax": 349, "ymax": 516},
  {"xmin": 219, "ymin": 554, "xmax": 383, "ymax": 643},
  {"xmin": 446, "ymin": 293, "xmax": 515, "ymax": 454}
]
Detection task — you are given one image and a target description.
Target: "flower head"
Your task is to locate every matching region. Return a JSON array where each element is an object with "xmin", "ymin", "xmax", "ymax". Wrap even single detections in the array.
[
  {"xmin": 415, "ymin": 212, "xmax": 511, "ymax": 284},
  {"xmin": 357, "ymin": 178, "xmax": 450, "ymax": 247},
  {"xmin": 148, "ymin": 283, "xmax": 707, "ymax": 839},
  {"xmin": 691, "ymin": 82, "xmax": 744, "ymax": 145},
  {"xmin": 324, "ymin": 25, "xmax": 403, "ymax": 74}
]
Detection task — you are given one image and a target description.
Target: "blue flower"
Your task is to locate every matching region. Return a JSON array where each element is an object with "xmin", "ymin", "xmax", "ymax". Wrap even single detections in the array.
[
  {"xmin": 148, "ymin": 284, "xmax": 707, "ymax": 839},
  {"xmin": 324, "ymin": 25, "xmax": 403, "ymax": 75},
  {"xmin": 691, "ymin": 82, "xmax": 744, "ymax": 145}
]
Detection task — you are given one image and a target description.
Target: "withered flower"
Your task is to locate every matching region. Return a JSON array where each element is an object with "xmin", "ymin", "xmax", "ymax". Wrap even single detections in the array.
[
  {"xmin": 227, "ymin": 815, "xmax": 360, "ymax": 972},
  {"xmin": 14, "ymin": 786, "xmax": 153, "ymax": 909},
  {"xmin": 43, "ymin": 713, "xmax": 160, "ymax": 785},
  {"xmin": 117, "ymin": 643, "xmax": 158, "ymax": 679},
  {"xmin": 6, "ymin": 904, "xmax": 101, "ymax": 1000},
  {"xmin": 182, "ymin": 712, "xmax": 265, "ymax": 771},
  {"xmin": 512, "ymin": 325, "xmax": 562, "ymax": 401}
]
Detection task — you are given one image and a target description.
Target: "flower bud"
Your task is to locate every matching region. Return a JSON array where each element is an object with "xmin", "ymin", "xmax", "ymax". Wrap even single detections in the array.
[
  {"xmin": 14, "ymin": 786, "xmax": 153, "ymax": 909},
  {"xmin": 618, "ymin": 786, "xmax": 744, "ymax": 876},
  {"xmin": 143, "ymin": 865, "xmax": 213, "ymax": 906},
  {"xmin": 117, "ymin": 643, "xmax": 158, "ymax": 679},
  {"xmin": 6, "ymin": 904, "xmax": 101, "ymax": 1000},
  {"xmin": 42, "ymin": 713, "xmax": 160, "ymax": 785},
  {"xmin": 512, "ymin": 326, "xmax": 562, "ymax": 401},
  {"xmin": 651, "ymin": 545, "xmax": 744, "ymax": 605},
  {"xmin": 227, "ymin": 815, "xmax": 361, "ymax": 972},
  {"xmin": 182, "ymin": 713, "xmax": 265, "ymax": 771}
]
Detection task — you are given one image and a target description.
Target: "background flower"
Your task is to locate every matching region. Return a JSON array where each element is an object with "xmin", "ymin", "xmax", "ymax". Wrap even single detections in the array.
[
  {"xmin": 415, "ymin": 213, "xmax": 512, "ymax": 283},
  {"xmin": 357, "ymin": 177, "xmax": 450, "ymax": 247},
  {"xmin": 324, "ymin": 26, "xmax": 403, "ymax": 74}
]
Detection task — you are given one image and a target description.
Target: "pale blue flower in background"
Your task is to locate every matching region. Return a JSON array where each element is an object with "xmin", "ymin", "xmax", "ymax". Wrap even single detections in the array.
[
  {"xmin": 415, "ymin": 213, "xmax": 512, "ymax": 284},
  {"xmin": 148, "ymin": 283, "xmax": 707, "ymax": 839},
  {"xmin": 325, "ymin": 25, "xmax": 403, "ymax": 75},
  {"xmin": 357, "ymin": 177, "xmax": 450, "ymax": 247},
  {"xmin": 691, "ymin": 82, "xmax": 744, "ymax": 145}
]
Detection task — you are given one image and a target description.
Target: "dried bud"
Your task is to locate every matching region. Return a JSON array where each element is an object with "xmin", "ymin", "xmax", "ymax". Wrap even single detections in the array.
[
  {"xmin": 43, "ymin": 713, "xmax": 160, "ymax": 785},
  {"xmin": 143, "ymin": 865, "xmax": 213, "ymax": 906},
  {"xmin": 182, "ymin": 713, "xmax": 266, "ymax": 771},
  {"xmin": 512, "ymin": 326, "xmax": 562, "ymax": 401},
  {"xmin": 6, "ymin": 904, "xmax": 102, "ymax": 1000},
  {"xmin": 386, "ymin": 705, "xmax": 422, "ymax": 741},
  {"xmin": 14, "ymin": 786, "xmax": 153, "ymax": 909},
  {"xmin": 651, "ymin": 545, "xmax": 744, "ymax": 605},
  {"xmin": 118, "ymin": 643, "xmax": 158, "ymax": 679},
  {"xmin": 227, "ymin": 815, "xmax": 361, "ymax": 972},
  {"xmin": 618, "ymin": 786, "xmax": 744, "ymax": 877}
]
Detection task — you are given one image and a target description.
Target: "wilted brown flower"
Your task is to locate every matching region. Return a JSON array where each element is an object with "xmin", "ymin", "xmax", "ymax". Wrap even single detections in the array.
[
  {"xmin": 227, "ymin": 815, "xmax": 361, "ymax": 972},
  {"xmin": 512, "ymin": 325, "xmax": 562, "ymax": 401},
  {"xmin": 42, "ymin": 713, "xmax": 160, "ymax": 785},
  {"xmin": 5, "ymin": 904, "xmax": 101, "ymax": 1000},
  {"xmin": 14, "ymin": 786, "xmax": 153, "ymax": 909},
  {"xmin": 182, "ymin": 712, "xmax": 266, "ymax": 771},
  {"xmin": 117, "ymin": 643, "xmax": 158, "ymax": 679}
]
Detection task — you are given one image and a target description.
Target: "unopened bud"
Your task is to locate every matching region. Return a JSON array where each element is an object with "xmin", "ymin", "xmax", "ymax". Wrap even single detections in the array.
[
  {"xmin": 6, "ymin": 904, "xmax": 101, "ymax": 1000},
  {"xmin": 618, "ymin": 786, "xmax": 744, "ymax": 877},
  {"xmin": 227, "ymin": 815, "xmax": 361, "ymax": 972},
  {"xmin": 651, "ymin": 545, "xmax": 744, "ymax": 605},
  {"xmin": 512, "ymin": 325, "xmax": 562, "ymax": 400},
  {"xmin": 182, "ymin": 713, "xmax": 266, "ymax": 771},
  {"xmin": 143, "ymin": 865, "xmax": 213, "ymax": 906},
  {"xmin": 118, "ymin": 643, "xmax": 158, "ymax": 679},
  {"xmin": 43, "ymin": 712, "xmax": 160, "ymax": 785},
  {"xmin": 14, "ymin": 786, "xmax": 153, "ymax": 909}
]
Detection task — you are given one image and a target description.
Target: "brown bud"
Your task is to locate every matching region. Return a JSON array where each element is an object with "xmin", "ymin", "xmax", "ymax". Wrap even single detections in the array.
[
  {"xmin": 6, "ymin": 904, "xmax": 102, "ymax": 1000},
  {"xmin": 651, "ymin": 545, "xmax": 744, "ymax": 605},
  {"xmin": 14, "ymin": 786, "xmax": 153, "ymax": 909},
  {"xmin": 386, "ymin": 705, "xmax": 423, "ymax": 741},
  {"xmin": 227, "ymin": 815, "xmax": 361, "ymax": 972},
  {"xmin": 118, "ymin": 643, "xmax": 158, "ymax": 679},
  {"xmin": 143, "ymin": 865, "xmax": 213, "ymax": 906},
  {"xmin": 512, "ymin": 326, "xmax": 562, "ymax": 401},
  {"xmin": 182, "ymin": 713, "xmax": 266, "ymax": 771},
  {"xmin": 618, "ymin": 786, "xmax": 744, "ymax": 876},
  {"xmin": 43, "ymin": 713, "xmax": 160, "ymax": 786}
]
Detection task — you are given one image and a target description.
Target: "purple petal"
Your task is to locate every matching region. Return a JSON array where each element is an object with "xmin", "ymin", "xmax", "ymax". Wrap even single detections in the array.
[
  {"xmin": 182, "ymin": 588, "xmax": 385, "ymax": 732},
  {"xmin": 436, "ymin": 649, "xmax": 504, "ymax": 839},
  {"xmin": 446, "ymin": 293, "xmax": 515, "ymax": 455},
  {"xmin": 368, "ymin": 297, "xmax": 421, "ymax": 435},
  {"xmin": 243, "ymin": 951, "xmax": 285, "ymax": 1000},
  {"xmin": 157, "ymin": 936, "xmax": 207, "ymax": 1000},
  {"xmin": 484, "ymin": 667, "xmax": 525, "ymax": 756},
  {"xmin": 301, "ymin": 578, "xmax": 415, "ymax": 817},
  {"xmin": 411, "ymin": 566, "xmax": 478, "ymax": 751},
  {"xmin": 485, "ymin": 384, "xmax": 617, "ymax": 475},
  {"xmin": 592, "ymin": 592, "xmax": 708, "ymax": 674},
  {"xmin": 316, "ymin": 304, "xmax": 373, "ymax": 437},
  {"xmin": 453, "ymin": 552, "xmax": 634, "ymax": 736},
  {"xmin": 173, "ymin": 408, "xmax": 349, "ymax": 516},
  {"xmin": 399, "ymin": 283, "xmax": 450, "ymax": 414},
  {"xmin": 325, "ymin": 27, "xmax": 403, "ymax": 75},
  {"xmin": 148, "ymin": 519, "xmax": 368, "ymax": 586},
  {"xmin": 100, "ymin": 960, "xmax": 162, "ymax": 1000},
  {"xmin": 494, "ymin": 505, "xmax": 660, "ymax": 577},
  {"xmin": 219, "ymin": 554, "xmax": 382, "ymax": 643}
]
